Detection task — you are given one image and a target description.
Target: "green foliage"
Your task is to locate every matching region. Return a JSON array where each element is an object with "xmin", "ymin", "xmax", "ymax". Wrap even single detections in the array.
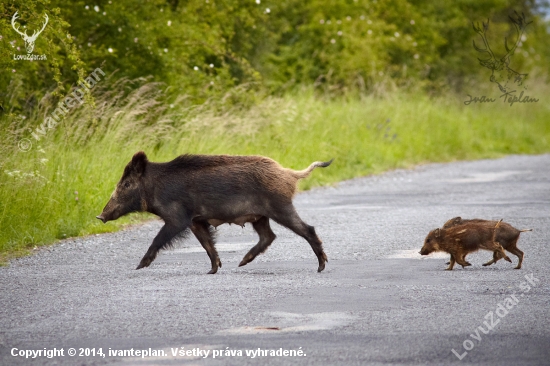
[{"xmin": 1, "ymin": 0, "xmax": 549, "ymax": 110}]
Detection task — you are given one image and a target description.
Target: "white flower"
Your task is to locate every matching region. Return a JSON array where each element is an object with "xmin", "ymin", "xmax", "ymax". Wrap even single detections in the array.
[
  {"xmin": 330, "ymin": 39, "xmax": 336, "ymax": 44},
  {"xmin": 209, "ymin": 63, "xmax": 214, "ymax": 68},
  {"xmin": 167, "ymin": 20, "xmax": 172, "ymax": 26},
  {"xmin": 320, "ymin": 19, "xmax": 325, "ymax": 24},
  {"xmin": 360, "ymin": 15, "xmax": 365, "ymax": 20},
  {"xmin": 346, "ymin": 16, "xmax": 351, "ymax": 21},
  {"xmin": 265, "ymin": 8, "xmax": 270, "ymax": 13},
  {"xmin": 134, "ymin": 38, "xmax": 138, "ymax": 43},
  {"xmin": 367, "ymin": 29, "xmax": 372, "ymax": 35},
  {"xmin": 337, "ymin": 31, "xmax": 343, "ymax": 36},
  {"xmin": 394, "ymin": 32, "xmax": 400, "ymax": 37},
  {"xmin": 108, "ymin": 47, "xmax": 113, "ymax": 53},
  {"xmin": 94, "ymin": 5, "xmax": 99, "ymax": 12},
  {"xmin": 256, "ymin": 0, "xmax": 261, "ymax": 4},
  {"xmin": 194, "ymin": 66, "xmax": 199, "ymax": 71},
  {"xmin": 164, "ymin": 48, "xmax": 168, "ymax": 53},
  {"xmin": 85, "ymin": 5, "xmax": 89, "ymax": 10},
  {"xmin": 412, "ymin": 42, "xmax": 417, "ymax": 47},
  {"xmin": 413, "ymin": 54, "xmax": 419, "ymax": 59},
  {"xmin": 118, "ymin": 27, "xmax": 122, "ymax": 32},
  {"xmin": 410, "ymin": 20, "xmax": 415, "ymax": 25}
]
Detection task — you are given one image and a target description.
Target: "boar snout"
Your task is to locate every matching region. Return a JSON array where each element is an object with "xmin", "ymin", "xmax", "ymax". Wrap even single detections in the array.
[
  {"xmin": 96, "ymin": 214, "xmax": 106, "ymax": 223},
  {"xmin": 419, "ymin": 247, "xmax": 430, "ymax": 255}
]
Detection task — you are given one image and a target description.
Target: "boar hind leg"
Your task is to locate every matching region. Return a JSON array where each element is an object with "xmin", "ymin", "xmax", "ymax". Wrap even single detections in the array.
[
  {"xmin": 191, "ymin": 220, "xmax": 221, "ymax": 274},
  {"xmin": 239, "ymin": 216, "xmax": 276, "ymax": 267},
  {"xmin": 271, "ymin": 207, "xmax": 327, "ymax": 272},
  {"xmin": 508, "ymin": 246, "xmax": 524, "ymax": 269},
  {"xmin": 137, "ymin": 222, "xmax": 189, "ymax": 269}
]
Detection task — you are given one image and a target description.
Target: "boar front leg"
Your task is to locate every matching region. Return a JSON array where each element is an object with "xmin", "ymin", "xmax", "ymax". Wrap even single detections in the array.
[
  {"xmin": 446, "ymin": 254, "xmax": 471, "ymax": 267},
  {"xmin": 456, "ymin": 253, "xmax": 472, "ymax": 268},
  {"xmin": 446, "ymin": 255, "xmax": 456, "ymax": 270},
  {"xmin": 482, "ymin": 251, "xmax": 500, "ymax": 267},
  {"xmin": 191, "ymin": 220, "xmax": 222, "ymax": 274},
  {"xmin": 136, "ymin": 220, "xmax": 190, "ymax": 269}
]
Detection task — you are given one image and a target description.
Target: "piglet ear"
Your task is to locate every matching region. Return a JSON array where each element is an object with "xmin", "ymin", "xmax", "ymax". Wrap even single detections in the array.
[
  {"xmin": 131, "ymin": 151, "xmax": 148, "ymax": 176},
  {"xmin": 435, "ymin": 228, "xmax": 440, "ymax": 238}
]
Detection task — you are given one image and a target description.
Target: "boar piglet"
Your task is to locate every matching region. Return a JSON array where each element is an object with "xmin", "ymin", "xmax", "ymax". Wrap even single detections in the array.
[
  {"xmin": 442, "ymin": 217, "xmax": 532, "ymax": 269},
  {"xmin": 419, "ymin": 223, "xmax": 512, "ymax": 270},
  {"xmin": 96, "ymin": 152, "xmax": 333, "ymax": 273}
]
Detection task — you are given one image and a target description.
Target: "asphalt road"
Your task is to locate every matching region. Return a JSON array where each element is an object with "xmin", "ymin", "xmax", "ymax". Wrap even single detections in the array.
[{"xmin": 1, "ymin": 154, "xmax": 549, "ymax": 366}]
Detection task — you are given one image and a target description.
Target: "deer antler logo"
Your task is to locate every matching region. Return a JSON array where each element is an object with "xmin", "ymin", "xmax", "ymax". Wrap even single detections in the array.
[
  {"xmin": 11, "ymin": 11, "xmax": 49, "ymax": 54},
  {"xmin": 472, "ymin": 11, "xmax": 532, "ymax": 93}
]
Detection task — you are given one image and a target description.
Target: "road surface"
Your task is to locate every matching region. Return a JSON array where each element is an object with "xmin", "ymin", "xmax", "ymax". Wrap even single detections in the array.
[{"xmin": 1, "ymin": 154, "xmax": 549, "ymax": 365}]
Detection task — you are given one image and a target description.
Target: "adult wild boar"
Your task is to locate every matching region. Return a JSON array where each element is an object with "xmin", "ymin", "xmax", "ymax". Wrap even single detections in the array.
[{"xmin": 96, "ymin": 152, "xmax": 333, "ymax": 273}]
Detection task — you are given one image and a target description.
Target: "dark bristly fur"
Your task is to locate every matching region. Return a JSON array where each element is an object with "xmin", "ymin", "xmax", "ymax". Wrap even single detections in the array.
[
  {"xmin": 442, "ymin": 217, "xmax": 532, "ymax": 269},
  {"xmin": 419, "ymin": 223, "xmax": 513, "ymax": 270},
  {"xmin": 96, "ymin": 152, "xmax": 333, "ymax": 273}
]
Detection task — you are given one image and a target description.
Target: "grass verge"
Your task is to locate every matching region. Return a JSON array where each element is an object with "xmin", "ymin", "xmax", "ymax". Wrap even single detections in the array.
[{"xmin": 1, "ymin": 86, "xmax": 549, "ymax": 263}]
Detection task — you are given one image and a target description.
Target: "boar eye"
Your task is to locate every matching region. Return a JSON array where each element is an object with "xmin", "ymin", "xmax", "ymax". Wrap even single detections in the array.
[
  {"xmin": 124, "ymin": 181, "xmax": 130, "ymax": 188},
  {"xmin": 427, "ymin": 239, "xmax": 431, "ymax": 243}
]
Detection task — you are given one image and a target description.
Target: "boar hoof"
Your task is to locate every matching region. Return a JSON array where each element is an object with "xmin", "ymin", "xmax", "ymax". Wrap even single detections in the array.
[
  {"xmin": 445, "ymin": 268, "xmax": 453, "ymax": 271},
  {"xmin": 207, "ymin": 267, "xmax": 218, "ymax": 274},
  {"xmin": 514, "ymin": 265, "xmax": 521, "ymax": 270},
  {"xmin": 238, "ymin": 255, "xmax": 252, "ymax": 267},
  {"xmin": 504, "ymin": 256, "xmax": 512, "ymax": 263},
  {"xmin": 136, "ymin": 257, "xmax": 153, "ymax": 269},
  {"xmin": 317, "ymin": 263, "xmax": 325, "ymax": 272}
]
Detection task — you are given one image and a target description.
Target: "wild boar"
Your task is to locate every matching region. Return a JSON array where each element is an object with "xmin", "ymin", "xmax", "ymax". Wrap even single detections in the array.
[
  {"xmin": 442, "ymin": 217, "xmax": 532, "ymax": 269},
  {"xmin": 96, "ymin": 152, "xmax": 333, "ymax": 273},
  {"xmin": 419, "ymin": 223, "xmax": 512, "ymax": 270}
]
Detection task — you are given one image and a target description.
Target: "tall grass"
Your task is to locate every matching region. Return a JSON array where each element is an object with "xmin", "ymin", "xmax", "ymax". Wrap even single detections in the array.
[{"xmin": 1, "ymin": 81, "xmax": 549, "ymax": 263}]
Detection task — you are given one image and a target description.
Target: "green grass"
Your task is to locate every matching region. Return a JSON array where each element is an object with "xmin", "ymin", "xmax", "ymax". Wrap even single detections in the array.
[{"xmin": 1, "ymin": 85, "xmax": 549, "ymax": 263}]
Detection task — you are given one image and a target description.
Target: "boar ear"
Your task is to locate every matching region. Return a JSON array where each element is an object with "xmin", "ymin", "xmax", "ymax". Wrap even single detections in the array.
[
  {"xmin": 130, "ymin": 151, "xmax": 148, "ymax": 176},
  {"xmin": 435, "ymin": 228, "xmax": 440, "ymax": 238}
]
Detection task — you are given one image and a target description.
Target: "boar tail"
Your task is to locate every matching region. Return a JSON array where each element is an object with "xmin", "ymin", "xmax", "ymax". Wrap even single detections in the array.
[
  {"xmin": 292, "ymin": 159, "xmax": 334, "ymax": 179},
  {"xmin": 519, "ymin": 229, "xmax": 533, "ymax": 232}
]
